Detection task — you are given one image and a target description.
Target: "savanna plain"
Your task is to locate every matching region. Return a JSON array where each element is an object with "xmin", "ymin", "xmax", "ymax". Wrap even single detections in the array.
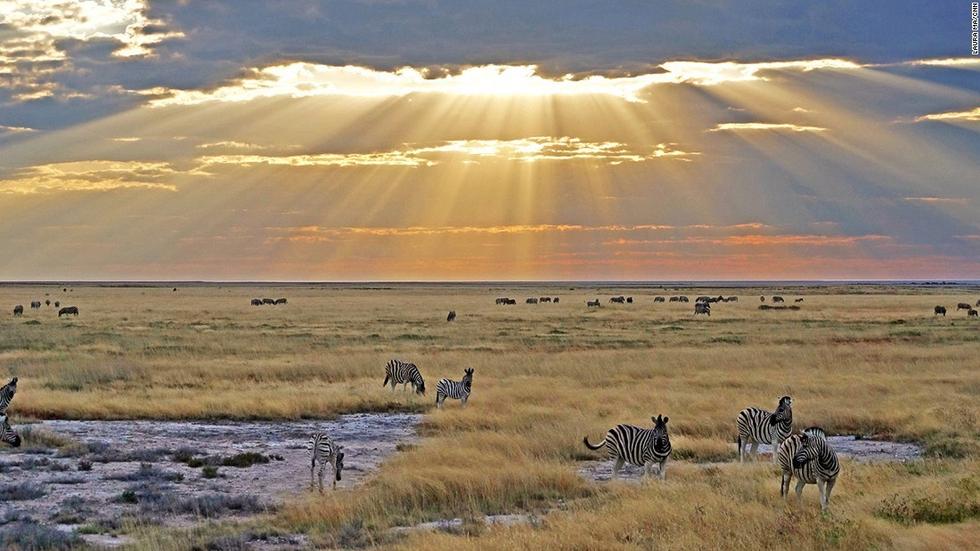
[{"xmin": 1, "ymin": 283, "xmax": 978, "ymax": 550}]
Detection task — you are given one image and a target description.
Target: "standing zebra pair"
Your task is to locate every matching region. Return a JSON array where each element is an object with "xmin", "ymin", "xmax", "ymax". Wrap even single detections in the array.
[
  {"xmin": 736, "ymin": 395, "xmax": 840, "ymax": 510},
  {"xmin": 383, "ymin": 359, "xmax": 475, "ymax": 408}
]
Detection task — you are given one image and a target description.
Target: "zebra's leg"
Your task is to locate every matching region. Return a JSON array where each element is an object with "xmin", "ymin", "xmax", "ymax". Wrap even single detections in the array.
[
  {"xmin": 823, "ymin": 478, "xmax": 836, "ymax": 511},
  {"xmin": 817, "ymin": 478, "xmax": 828, "ymax": 511},
  {"xmin": 310, "ymin": 457, "xmax": 316, "ymax": 489},
  {"xmin": 658, "ymin": 457, "xmax": 668, "ymax": 481},
  {"xmin": 461, "ymin": 396, "xmax": 468, "ymax": 408},
  {"xmin": 332, "ymin": 464, "xmax": 338, "ymax": 490},
  {"xmin": 770, "ymin": 436, "xmax": 780, "ymax": 464},
  {"xmin": 642, "ymin": 461, "xmax": 650, "ymax": 478},
  {"xmin": 780, "ymin": 472, "xmax": 791, "ymax": 498},
  {"xmin": 436, "ymin": 394, "xmax": 444, "ymax": 409},
  {"xmin": 749, "ymin": 442, "xmax": 759, "ymax": 461},
  {"xmin": 794, "ymin": 479, "xmax": 806, "ymax": 505},
  {"xmin": 612, "ymin": 457, "xmax": 624, "ymax": 479},
  {"xmin": 317, "ymin": 463, "xmax": 326, "ymax": 493}
]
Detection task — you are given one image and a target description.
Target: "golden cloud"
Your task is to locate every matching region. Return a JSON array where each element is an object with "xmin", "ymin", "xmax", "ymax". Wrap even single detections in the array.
[
  {"xmin": 196, "ymin": 137, "xmax": 697, "ymax": 168},
  {"xmin": 708, "ymin": 122, "xmax": 828, "ymax": 133},
  {"xmin": 913, "ymin": 107, "xmax": 980, "ymax": 123},
  {"xmin": 0, "ymin": 160, "xmax": 184, "ymax": 194},
  {"xmin": 148, "ymin": 59, "xmax": 862, "ymax": 107}
]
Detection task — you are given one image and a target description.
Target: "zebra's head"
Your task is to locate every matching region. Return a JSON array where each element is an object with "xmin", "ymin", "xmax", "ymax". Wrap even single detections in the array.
[
  {"xmin": 463, "ymin": 368, "xmax": 474, "ymax": 387},
  {"xmin": 415, "ymin": 379, "xmax": 426, "ymax": 395},
  {"xmin": 334, "ymin": 450, "xmax": 345, "ymax": 481},
  {"xmin": 651, "ymin": 415, "xmax": 670, "ymax": 453},
  {"xmin": 792, "ymin": 435, "xmax": 818, "ymax": 468},
  {"xmin": 772, "ymin": 396, "xmax": 792, "ymax": 423},
  {"xmin": 0, "ymin": 414, "xmax": 21, "ymax": 447}
]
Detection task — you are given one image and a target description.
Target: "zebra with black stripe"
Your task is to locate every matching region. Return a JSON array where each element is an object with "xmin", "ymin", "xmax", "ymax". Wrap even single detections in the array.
[
  {"xmin": 736, "ymin": 395, "xmax": 793, "ymax": 463},
  {"xmin": 0, "ymin": 377, "xmax": 20, "ymax": 447},
  {"xmin": 0, "ymin": 377, "xmax": 16, "ymax": 414},
  {"xmin": 584, "ymin": 414, "xmax": 672, "ymax": 480},
  {"xmin": 777, "ymin": 426, "xmax": 840, "ymax": 510},
  {"xmin": 382, "ymin": 359, "xmax": 426, "ymax": 395},
  {"xmin": 309, "ymin": 432, "xmax": 345, "ymax": 492},
  {"xmin": 435, "ymin": 368, "xmax": 473, "ymax": 408}
]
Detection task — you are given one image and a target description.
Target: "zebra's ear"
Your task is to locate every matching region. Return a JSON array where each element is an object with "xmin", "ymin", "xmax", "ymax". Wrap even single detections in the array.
[{"xmin": 662, "ymin": 416, "xmax": 669, "ymax": 424}]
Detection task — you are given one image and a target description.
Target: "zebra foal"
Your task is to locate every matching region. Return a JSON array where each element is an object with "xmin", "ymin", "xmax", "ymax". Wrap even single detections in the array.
[{"xmin": 309, "ymin": 432, "xmax": 345, "ymax": 492}]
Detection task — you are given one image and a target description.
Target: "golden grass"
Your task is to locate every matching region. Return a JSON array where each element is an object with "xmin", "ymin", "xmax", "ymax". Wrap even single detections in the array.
[{"xmin": 1, "ymin": 284, "xmax": 978, "ymax": 549}]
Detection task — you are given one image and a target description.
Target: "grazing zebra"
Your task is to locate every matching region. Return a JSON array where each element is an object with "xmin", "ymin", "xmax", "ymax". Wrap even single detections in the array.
[
  {"xmin": 728, "ymin": 296, "xmax": 738, "ymax": 302},
  {"xmin": 934, "ymin": 305, "xmax": 946, "ymax": 316},
  {"xmin": 736, "ymin": 395, "xmax": 793, "ymax": 463},
  {"xmin": 0, "ymin": 377, "xmax": 17, "ymax": 414},
  {"xmin": 382, "ymin": 359, "xmax": 426, "ymax": 395},
  {"xmin": 13, "ymin": 305, "xmax": 23, "ymax": 316},
  {"xmin": 436, "ymin": 368, "xmax": 473, "ymax": 408},
  {"xmin": 795, "ymin": 298, "xmax": 804, "ymax": 303},
  {"xmin": 274, "ymin": 298, "xmax": 288, "ymax": 305},
  {"xmin": 969, "ymin": 309, "xmax": 978, "ymax": 318},
  {"xmin": 539, "ymin": 297, "xmax": 551, "ymax": 303},
  {"xmin": 694, "ymin": 302, "xmax": 711, "ymax": 316},
  {"xmin": 0, "ymin": 414, "xmax": 21, "ymax": 447},
  {"xmin": 772, "ymin": 296, "xmax": 785, "ymax": 303},
  {"xmin": 553, "ymin": 297, "xmax": 560, "ymax": 304},
  {"xmin": 447, "ymin": 310, "xmax": 456, "ymax": 322},
  {"xmin": 251, "ymin": 298, "xmax": 263, "ymax": 306},
  {"xmin": 679, "ymin": 296, "xmax": 689, "ymax": 302},
  {"xmin": 30, "ymin": 301, "xmax": 41, "ymax": 309},
  {"xmin": 308, "ymin": 432, "xmax": 344, "ymax": 492},
  {"xmin": 654, "ymin": 296, "xmax": 665, "ymax": 303},
  {"xmin": 777, "ymin": 427, "xmax": 840, "ymax": 510},
  {"xmin": 262, "ymin": 298, "xmax": 275, "ymax": 305},
  {"xmin": 587, "ymin": 299, "xmax": 601, "ymax": 308},
  {"xmin": 526, "ymin": 298, "xmax": 538, "ymax": 304},
  {"xmin": 584, "ymin": 415, "xmax": 672, "ymax": 480},
  {"xmin": 956, "ymin": 302, "xmax": 971, "ymax": 311},
  {"xmin": 58, "ymin": 306, "xmax": 79, "ymax": 317}
]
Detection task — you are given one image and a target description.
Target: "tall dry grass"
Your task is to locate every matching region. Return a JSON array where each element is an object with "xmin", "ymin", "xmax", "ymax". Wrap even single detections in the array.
[{"xmin": 1, "ymin": 284, "xmax": 978, "ymax": 549}]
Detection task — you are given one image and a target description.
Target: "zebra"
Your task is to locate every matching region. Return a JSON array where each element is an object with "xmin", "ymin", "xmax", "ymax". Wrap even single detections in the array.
[
  {"xmin": 587, "ymin": 299, "xmax": 601, "ymax": 308},
  {"xmin": 0, "ymin": 414, "xmax": 21, "ymax": 447},
  {"xmin": 736, "ymin": 395, "xmax": 793, "ymax": 463},
  {"xmin": 436, "ymin": 368, "xmax": 473, "ymax": 408},
  {"xmin": 583, "ymin": 415, "xmax": 672, "ymax": 480},
  {"xmin": 274, "ymin": 298, "xmax": 288, "ymax": 305},
  {"xmin": 0, "ymin": 377, "xmax": 17, "ymax": 414},
  {"xmin": 308, "ymin": 432, "xmax": 344, "ymax": 492},
  {"xmin": 694, "ymin": 302, "xmax": 711, "ymax": 316},
  {"xmin": 447, "ymin": 310, "xmax": 456, "ymax": 322},
  {"xmin": 382, "ymin": 359, "xmax": 425, "ymax": 395},
  {"xmin": 772, "ymin": 296, "xmax": 785, "ymax": 303},
  {"xmin": 13, "ymin": 305, "xmax": 23, "ymax": 316},
  {"xmin": 30, "ymin": 301, "xmax": 41, "ymax": 309},
  {"xmin": 654, "ymin": 296, "xmax": 665, "ymax": 303},
  {"xmin": 552, "ymin": 297, "xmax": 559, "ymax": 303},
  {"xmin": 251, "ymin": 298, "xmax": 263, "ymax": 306},
  {"xmin": 777, "ymin": 427, "xmax": 840, "ymax": 510},
  {"xmin": 956, "ymin": 302, "xmax": 971, "ymax": 311},
  {"xmin": 969, "ymin": 309, "xmax": 978, "ymax": 318},
  {"xmin": 934, "ymin": 305, "xmax": 946, "ymax": 316}
]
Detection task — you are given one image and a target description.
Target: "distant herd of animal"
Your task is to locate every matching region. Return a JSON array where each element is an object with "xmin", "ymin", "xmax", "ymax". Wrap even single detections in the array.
[
  {"xmin": 10, "ymin": 293, "xmax": 980, "ymax": 320},
  {"xmin": 11, "ymin": 298, "xmax": 77, "ymax": 318},
  {"xmin": 934, "ymin": 303, "xmax": 979, "ymax": 318}
]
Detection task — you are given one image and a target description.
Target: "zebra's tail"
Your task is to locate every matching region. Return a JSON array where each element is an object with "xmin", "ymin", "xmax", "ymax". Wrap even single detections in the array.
[
  {"xmin": 583, "ymin": 435, "xmax": 605, "ymax": 450},
  {"xmin": 382, "ymin": 374, "xmax": 390, "ymax": 387}
]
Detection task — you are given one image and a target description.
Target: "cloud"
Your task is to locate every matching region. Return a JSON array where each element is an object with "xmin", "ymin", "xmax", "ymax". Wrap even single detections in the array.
[
  {"xmin": 196, "ymin": 137, "xmax": 699, "ymax": 168},
  {"xmin": 0, "ymin": 160, "xmax": 184, "ymax": 194},
  {"xmin": 147, "ymin": 59, "xmax": 862, "ymax": 107},
  {"xmin": 898, "ymin": 58, "xmax": 980, "ymax": 67},
  {"xmin": 904, "ymin": 196, "xmax": 970, "ymax": 205},
  {"xmin": 0, "ymin": 0, "xmax": 183, "ymax": 103},
  {"xmin": 197, "ymin": 141, "xmax": 275, "ymax": 151},
  {"xmin": 0, "ymin": 125, "xmax": 37, "ymax": 135},
  {"xmin": 265, "ymin": 222, "xmax": 775, "ymax": 243},
  {"xmin": 912, "ymin": 106, "xmax": 980, "ymax": 123},
  {"xmin": 708, "ymin": 122, "xmax": 828, "ymax": 133}
]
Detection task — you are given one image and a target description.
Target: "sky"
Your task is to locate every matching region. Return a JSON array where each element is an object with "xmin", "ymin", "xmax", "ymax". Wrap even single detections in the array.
[{"xmin": 0, "ymin": 1, "xmax": 978, "ymax": 281}]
